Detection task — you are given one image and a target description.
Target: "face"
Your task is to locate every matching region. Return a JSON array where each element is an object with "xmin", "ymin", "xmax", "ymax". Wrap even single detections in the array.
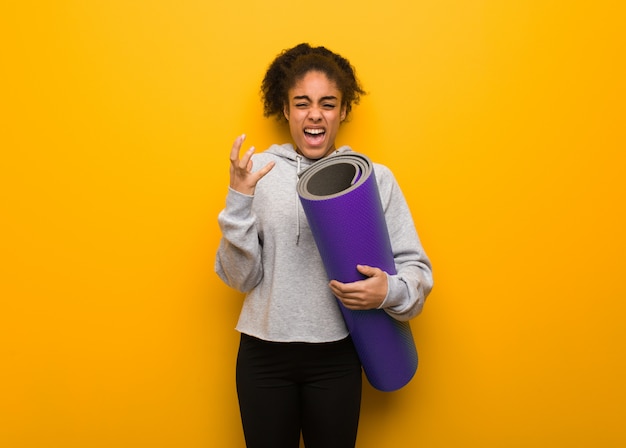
[{"xmin": 283, "ymin": 71, "xmax": 347, "ymax": 160}]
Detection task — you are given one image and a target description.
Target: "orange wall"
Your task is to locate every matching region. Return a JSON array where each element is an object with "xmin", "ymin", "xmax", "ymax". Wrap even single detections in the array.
[{"xmin": 2, "ymin": 1, "xmax": 625, "ymax": 447}]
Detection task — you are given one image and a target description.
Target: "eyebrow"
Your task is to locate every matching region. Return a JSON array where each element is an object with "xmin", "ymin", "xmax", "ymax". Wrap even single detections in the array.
[{"xmin": 292, "ymin": 95, "xmax": 339, "ymax": 102}]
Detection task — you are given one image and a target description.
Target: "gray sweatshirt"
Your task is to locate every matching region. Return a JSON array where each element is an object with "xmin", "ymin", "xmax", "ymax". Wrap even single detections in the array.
[{"xmin": 215, "ymin": 143, "xmax": 433, "ymax": 343}]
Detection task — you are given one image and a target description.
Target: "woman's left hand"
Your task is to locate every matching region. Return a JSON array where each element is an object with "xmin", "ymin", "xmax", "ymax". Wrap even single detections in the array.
[{"xmin": 329, "ymin": 265, "xmax": 388, "ymax": 310}]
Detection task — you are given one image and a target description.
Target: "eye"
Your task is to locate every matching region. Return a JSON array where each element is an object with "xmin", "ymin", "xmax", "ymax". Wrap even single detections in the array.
[{"xmin": 322, "ymin": 103, "xmax": 336, "ymax": 109}]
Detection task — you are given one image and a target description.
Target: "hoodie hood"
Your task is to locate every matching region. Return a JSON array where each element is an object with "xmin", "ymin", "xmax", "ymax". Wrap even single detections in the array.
[
  {"xmin": 261, "ymin": 143, "xmax": 353, "ymax": 244},
  {"xmin": 265, "ymin": 143, "xmax": 354, "ymax": 169}
]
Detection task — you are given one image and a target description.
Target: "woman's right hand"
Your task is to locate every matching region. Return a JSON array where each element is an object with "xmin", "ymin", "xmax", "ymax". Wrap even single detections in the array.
[{"xmin": 229, "ymin": 134, "xmax": 275, "ymax": 195}]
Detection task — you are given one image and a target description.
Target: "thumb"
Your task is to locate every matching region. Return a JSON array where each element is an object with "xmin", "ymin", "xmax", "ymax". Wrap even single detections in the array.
[{"xmin": 356, "ymin": 264, "xmax": 378, "ymax": 278}]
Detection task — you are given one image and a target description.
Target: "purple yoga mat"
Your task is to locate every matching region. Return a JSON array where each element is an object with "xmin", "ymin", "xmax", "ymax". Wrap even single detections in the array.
[{"xmin": 297, "ymin": 153, "xmax": 418, "ymax": 392}]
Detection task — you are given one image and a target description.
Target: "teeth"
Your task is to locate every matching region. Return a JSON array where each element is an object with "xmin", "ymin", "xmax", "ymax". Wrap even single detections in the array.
[{"xmin": 305, "ymin": 128, "xmax": 324, "ymax": 135}]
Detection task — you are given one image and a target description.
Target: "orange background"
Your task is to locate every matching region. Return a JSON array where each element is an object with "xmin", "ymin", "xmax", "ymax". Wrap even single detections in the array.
[{"xmin": 2, "ymin": 1, "xmax": 625, "ymax": 447}]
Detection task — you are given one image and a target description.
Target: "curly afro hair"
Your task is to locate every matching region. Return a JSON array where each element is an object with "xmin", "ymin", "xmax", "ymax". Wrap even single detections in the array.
[{"xmin": 261, "ymin": 43, "xmax": 366, "ymax": 122}]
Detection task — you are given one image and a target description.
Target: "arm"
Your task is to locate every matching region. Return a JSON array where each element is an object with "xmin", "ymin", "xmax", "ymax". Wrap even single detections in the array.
[
  {"xmin": 329, "ymin": 166, "xmax": 433, "ymax": 320},
  {"xmin": 214, "ymin": 135, "xmax": 274, "ymax": 292}
]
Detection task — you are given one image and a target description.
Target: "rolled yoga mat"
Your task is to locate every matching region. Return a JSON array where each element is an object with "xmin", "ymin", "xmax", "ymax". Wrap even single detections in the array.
[{"xmin": 297, "ymin": 153, "xmax": 418, "ymax": 392}]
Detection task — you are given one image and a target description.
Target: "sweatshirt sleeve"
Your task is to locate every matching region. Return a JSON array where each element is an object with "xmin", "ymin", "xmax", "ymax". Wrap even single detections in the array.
[
  {"xmin": 214, "ymin": 187, "xmax": 264, "ymax": 293},
  {"xmin": 375, "ymin": 166, "xmax": 433, "ymax": 321}
]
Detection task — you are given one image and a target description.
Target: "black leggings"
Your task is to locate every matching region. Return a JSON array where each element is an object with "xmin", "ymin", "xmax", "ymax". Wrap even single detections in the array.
[{"xmin": 236, "ymin": 333, "xmax": 362, "ymax": 448}]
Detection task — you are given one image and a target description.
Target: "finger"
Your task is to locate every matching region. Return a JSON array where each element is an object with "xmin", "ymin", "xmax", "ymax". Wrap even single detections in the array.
[
  {"xmin": 239, "ymin": 146, "xmax": 256, "ymax": 170},
  {"xmin": 329, "ymin": 280, "xmax": 349, "ymax": 294},
  {"xmin": 340, "ymin": 298, "xmax": 367, "ymax": 310},
  {"xmin": 254, "ymin": 161, "xmax": 275, "ymax": 180},
  {"xmin": 331, "ymin": 286, "xmax": 361, "ymax": 300},
  {"xmin": 229, "ymin": 134, "xmax": 246, "ymax": 163},
  {"xmin": 331, "ymin": 278, "xmax": 366, "ymax": 292}
]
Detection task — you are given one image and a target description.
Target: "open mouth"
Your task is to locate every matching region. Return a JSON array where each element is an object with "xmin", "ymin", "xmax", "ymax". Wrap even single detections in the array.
[{"xmin": 304, "ymin": 128, "xmax": 326, "ymax": 145}]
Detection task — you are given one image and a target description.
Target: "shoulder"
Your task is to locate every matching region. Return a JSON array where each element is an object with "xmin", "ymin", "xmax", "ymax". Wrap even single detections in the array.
[
  {"xmin": 373, "ymin": 162, "xmax": 399, "ymax": 190},
  {"xmin": 371, "ymin": 161, "xmax": 409, "ymax": 209},
  {"xmin": 252, "ymin": 144, "xmax": 297, "ymax": 169},
  {"xmin": 373, "ymin": 162, "xmax": 394, "ymax": 179}
]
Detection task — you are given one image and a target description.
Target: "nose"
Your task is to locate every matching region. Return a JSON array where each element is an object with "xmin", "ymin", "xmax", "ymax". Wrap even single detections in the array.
[{"xmin": 308, "ymin": 106, "xmax": 322, "ymax": 122}]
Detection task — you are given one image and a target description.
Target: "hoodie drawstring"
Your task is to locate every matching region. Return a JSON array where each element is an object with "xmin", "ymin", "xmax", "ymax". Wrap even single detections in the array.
[{"xmin": 295, "ymin": 155, "xmax": 302, "ymax": 245}]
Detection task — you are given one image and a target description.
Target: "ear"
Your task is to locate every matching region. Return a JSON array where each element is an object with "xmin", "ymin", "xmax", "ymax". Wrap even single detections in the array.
[
  {"xmin": 283, "ymin": 103, "xmax": 290, "ymax": 121},
  {"xmin": 340, "ymin": 104, "xmax": 347, "ymax": 122}
]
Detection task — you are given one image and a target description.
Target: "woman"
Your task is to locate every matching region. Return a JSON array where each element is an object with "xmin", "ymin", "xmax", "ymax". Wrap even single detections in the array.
[{"xmin": 215, "ymin": 43, "xmax": 433, "ymax": 448}]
